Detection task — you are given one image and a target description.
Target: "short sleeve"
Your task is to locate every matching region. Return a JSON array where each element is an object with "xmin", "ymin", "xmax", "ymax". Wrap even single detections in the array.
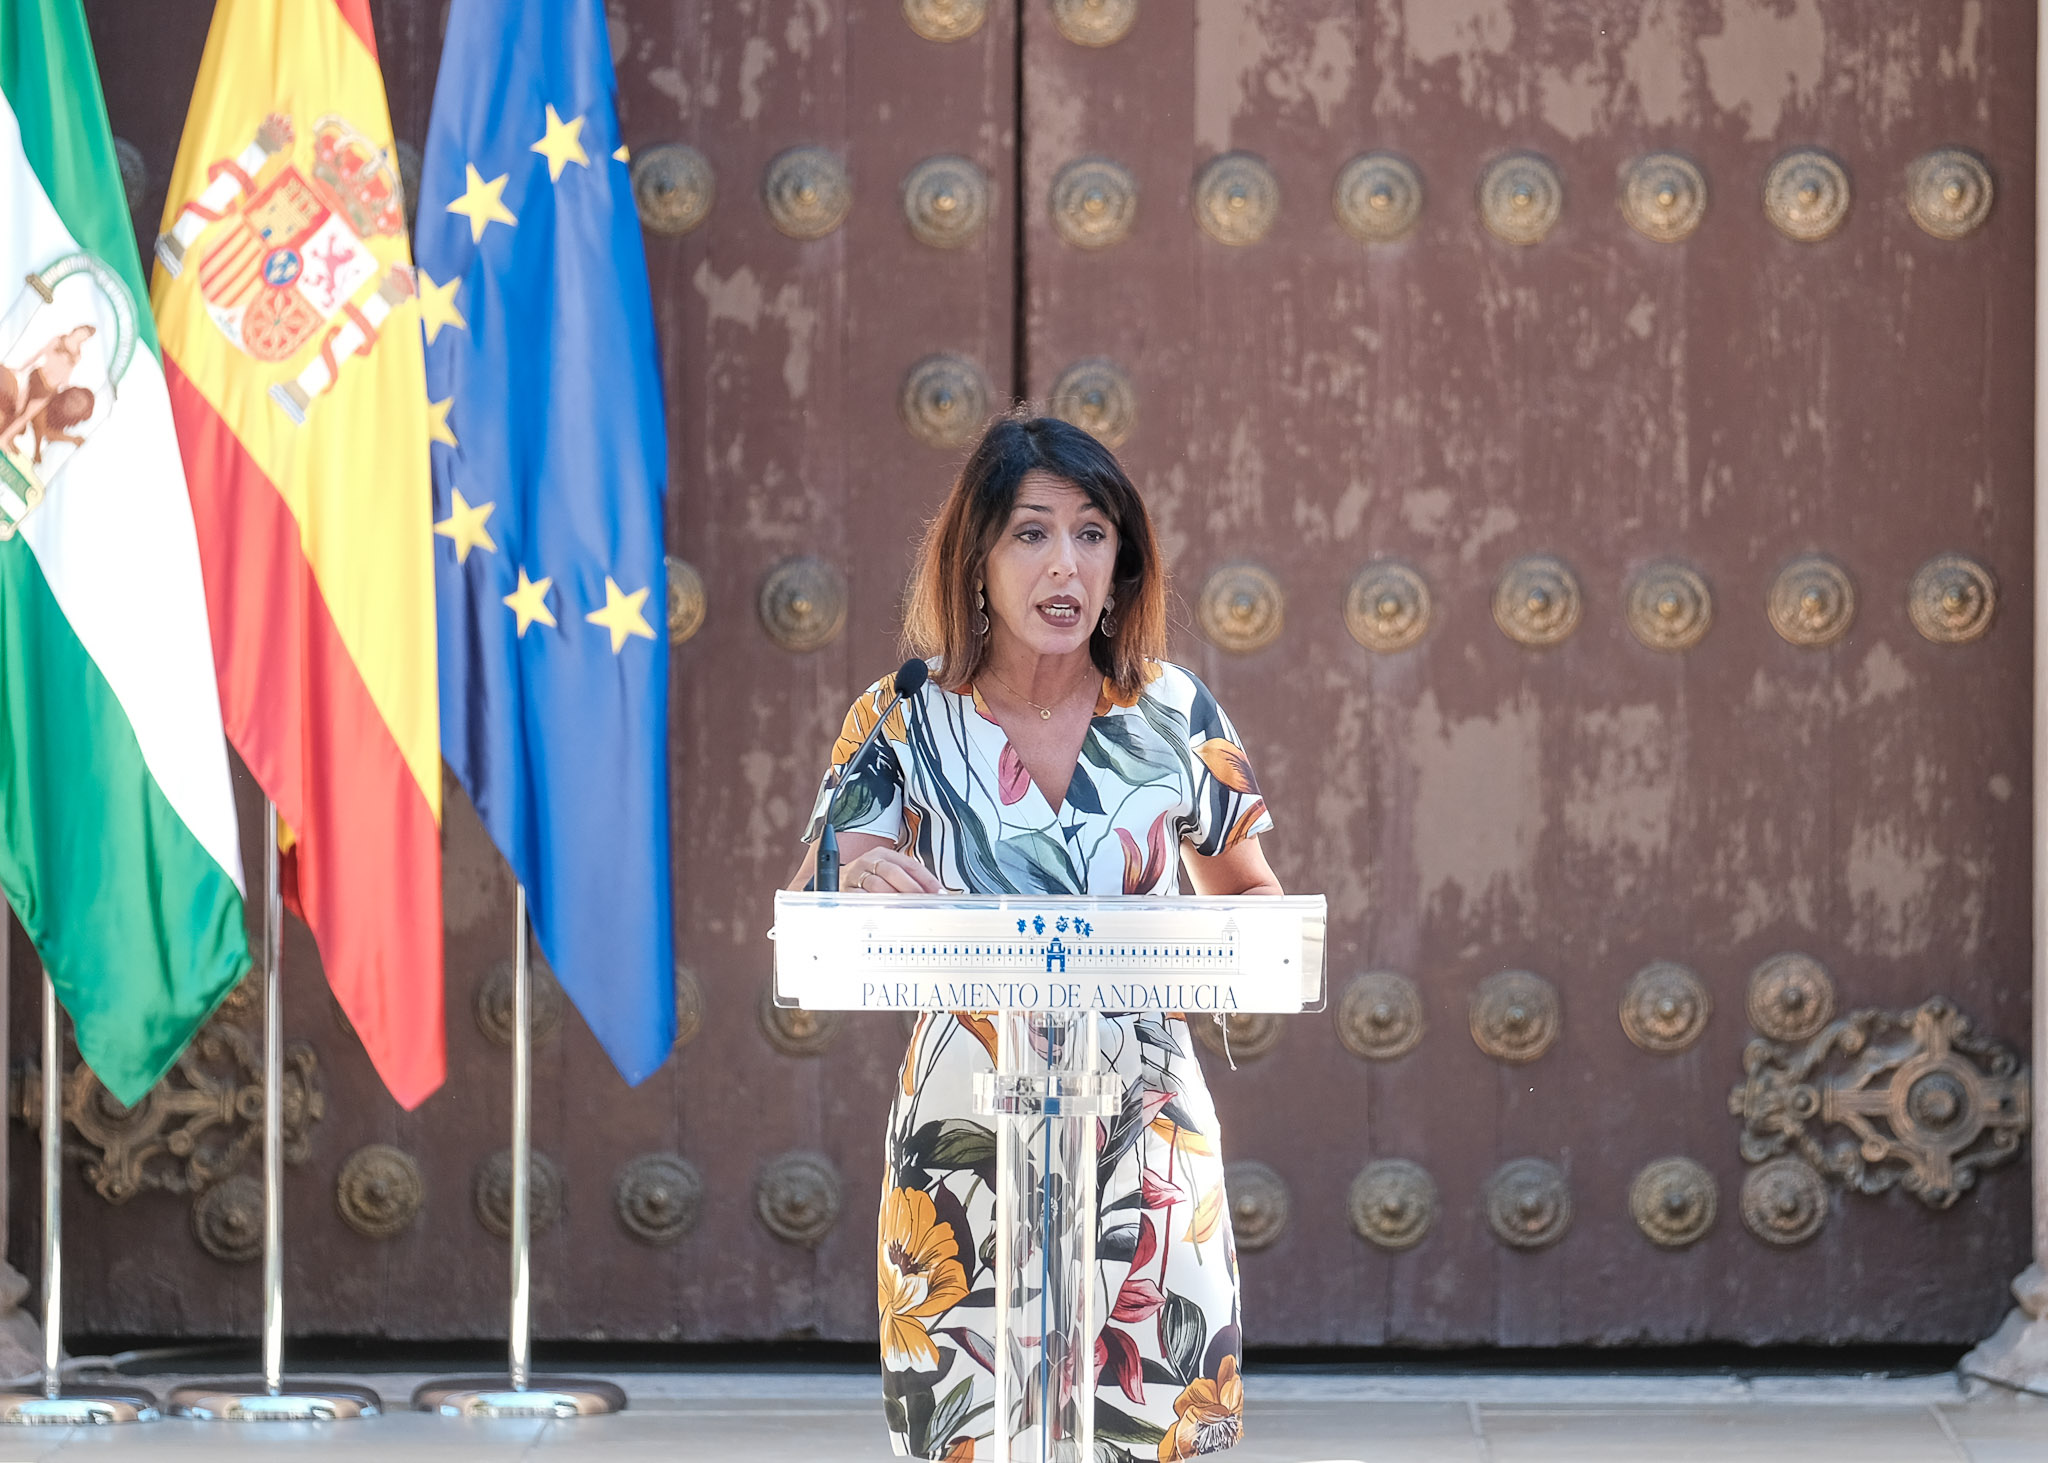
[
  {"xmin": 1182, "ymin": 677, "xmax": 1273, "ymax": 859},
  {"xmin": 800, "ymin": 676, "xmax": 908, "ymax": 846}
]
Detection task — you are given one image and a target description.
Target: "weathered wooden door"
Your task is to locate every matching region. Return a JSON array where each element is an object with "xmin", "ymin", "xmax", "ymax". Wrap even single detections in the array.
[
  {"xmin": 17, "ymin": 0, "xmax": 2037, "ymax": 1349},
  {"xmin": 1016, "ymin": 0, "xmax": 2034, "ymax": 1346}
]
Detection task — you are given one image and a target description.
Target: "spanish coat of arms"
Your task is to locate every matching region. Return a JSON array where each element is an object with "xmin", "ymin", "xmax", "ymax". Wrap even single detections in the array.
[{"xmin": 156, "ymin": 112, "xmax": 413, "ymax": 425}]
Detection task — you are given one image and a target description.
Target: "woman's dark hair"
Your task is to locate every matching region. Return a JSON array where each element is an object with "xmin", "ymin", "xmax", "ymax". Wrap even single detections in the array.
[{"xmin": 904, "ymin": 414, "xmax": 1166, "ymax": 698}]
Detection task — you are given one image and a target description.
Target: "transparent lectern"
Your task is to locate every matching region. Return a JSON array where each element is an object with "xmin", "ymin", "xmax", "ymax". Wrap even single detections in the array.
[{"xmin": 773, "ymin": 891, "xmax": 1327, "ymax": 1463}]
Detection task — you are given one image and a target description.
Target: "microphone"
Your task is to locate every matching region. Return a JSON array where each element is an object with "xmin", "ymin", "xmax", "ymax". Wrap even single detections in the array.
[{"xmin": 814, "ymin": 659, "xmax": 929, "ymax": 892}]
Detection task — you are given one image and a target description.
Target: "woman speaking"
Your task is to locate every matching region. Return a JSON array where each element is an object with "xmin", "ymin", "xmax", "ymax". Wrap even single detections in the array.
[{"xmin": 790, "ymin": 415, "xmax": 1282, "ymax": 1462}]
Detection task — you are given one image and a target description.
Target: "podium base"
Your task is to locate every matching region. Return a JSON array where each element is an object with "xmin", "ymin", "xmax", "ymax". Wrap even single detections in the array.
[
  {"xmin": 0, "ymin": 1384, "xmax": 160, "ymax": 1424},
  {"xmin": 412, "ymin": 1377, "xmax": 625, "ymax": 1418},
  {"xmin": 166, "ymin": 1381, "xmax": 381, "ymax": 1421}
]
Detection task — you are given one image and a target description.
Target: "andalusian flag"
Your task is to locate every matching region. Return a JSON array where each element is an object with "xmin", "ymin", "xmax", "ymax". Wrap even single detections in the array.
[
  {"xmin": 152, "ymin": 0, "xmax": 444, "ymax": 1107},
  {"xmin": 0, "ymin": 0, "xmax": 250, "ymax": 1106}
]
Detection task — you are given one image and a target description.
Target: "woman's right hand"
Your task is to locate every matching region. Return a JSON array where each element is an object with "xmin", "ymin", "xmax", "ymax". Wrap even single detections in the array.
[{"xmin": 844, "ymin": 847, "xmax": 945, "ymax": 894}]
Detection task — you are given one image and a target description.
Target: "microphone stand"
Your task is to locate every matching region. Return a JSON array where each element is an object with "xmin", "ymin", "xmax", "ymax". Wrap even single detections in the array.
[
  {"xmin": 812, "ymin": 661, "xmax": 926, "ymax": 893},
  {"xmin": 814, "ymin": 772, "xmax": 844, "ymax": 892}
]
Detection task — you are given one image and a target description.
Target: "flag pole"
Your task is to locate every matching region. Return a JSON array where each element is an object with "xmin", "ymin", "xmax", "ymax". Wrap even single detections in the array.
[
  {"xmin": 0, "ymin": 895, "xmax": 9, "ymax": 1276},
  {"xmin": 39, "ymin": 979, "xmax": 60, "ymax": 1404},
  {"xmin": 413, "ymin": 887, "xmax": 622, "ymax": 1418},
  {"xmin": 166, "ymin": 803, "xmax": 380, "ymax": 1422},
  {"xmin": 261, "ymin": 803, "xmax": 284, "ymax": 1395},
  {"xmin": 0, "ymin": 920, "xmax": 158, "ymax": 1422},
  {"xmin": 509, "ymin": 884, "xmax": 533, "ymax": 1393}
]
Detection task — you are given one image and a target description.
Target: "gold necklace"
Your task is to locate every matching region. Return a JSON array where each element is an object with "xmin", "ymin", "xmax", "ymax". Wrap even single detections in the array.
[{"xmin": 985, "ymin": 666, "xmax": 1089, "ymax": 721}]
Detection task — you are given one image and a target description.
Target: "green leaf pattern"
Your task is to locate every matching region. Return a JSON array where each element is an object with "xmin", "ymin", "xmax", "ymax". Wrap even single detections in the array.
[{"xmin": 805, "ymin": 662, "xmax": 1270, "ymax": 898}]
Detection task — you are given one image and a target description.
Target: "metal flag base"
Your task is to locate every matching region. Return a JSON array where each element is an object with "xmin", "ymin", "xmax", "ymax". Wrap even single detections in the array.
[
  {"xmin": 165, "ymin": 1382, "xmax": 381, "ymax": 1421},
  {"xmin": 413, "ymin": 888, "xmax": 624, "ymax": 1420},
  {"xmin": 0, "ymin": 956, "xmax": 161, "ymax": 1426},
  {"xmin": 0, "ymin": 1385, "xmax": 160, "ymax": 1425},
  {"xmin": 410, "ymin": 1378, "xmax": 626, "ymax": 1418},
  {"xmin": 163, "ymin": 806, "xmax": 377, "ymax": 1424}
]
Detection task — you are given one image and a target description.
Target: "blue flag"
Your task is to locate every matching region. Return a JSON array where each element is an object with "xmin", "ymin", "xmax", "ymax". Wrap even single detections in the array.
[{"xmin": 415, "ymin": 0, "xmax": 674, "ymax": 1083}]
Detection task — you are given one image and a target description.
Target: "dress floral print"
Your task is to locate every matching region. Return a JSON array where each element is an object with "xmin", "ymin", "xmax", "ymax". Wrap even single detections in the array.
[{"xmin": 805, "ymin": 661, "xmax": 1273, "ymax": 1462}]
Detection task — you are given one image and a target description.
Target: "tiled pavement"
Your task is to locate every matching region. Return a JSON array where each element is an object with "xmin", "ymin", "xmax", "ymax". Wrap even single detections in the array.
[{"xmin": 0, "ymin": 1368, "xmax": 2045, "ymax": 1461}]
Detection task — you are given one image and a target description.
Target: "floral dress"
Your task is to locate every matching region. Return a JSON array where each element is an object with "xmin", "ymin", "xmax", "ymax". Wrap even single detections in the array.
[{"xmin": 804, "ymin": 661, "xmax": 1273, "ymax": 1463}]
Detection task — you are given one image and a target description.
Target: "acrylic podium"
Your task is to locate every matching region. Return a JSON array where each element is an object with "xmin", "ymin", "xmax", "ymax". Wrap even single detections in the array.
[{"xmin": 772, "ymin": 891, "xmax": 1326, "ymax": 1463}]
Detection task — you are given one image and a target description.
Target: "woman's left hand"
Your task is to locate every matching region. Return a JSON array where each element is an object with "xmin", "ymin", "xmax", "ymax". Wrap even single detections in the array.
[{"xmin": 846, "ymin": 847, "xmax": 945, "ymax": 895}]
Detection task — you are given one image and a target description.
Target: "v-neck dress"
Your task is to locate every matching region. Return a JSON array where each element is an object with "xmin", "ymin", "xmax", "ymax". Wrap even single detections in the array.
[{"xmin": 803, "ymin": 660, "xmax": 1273, "ymax": 1463}]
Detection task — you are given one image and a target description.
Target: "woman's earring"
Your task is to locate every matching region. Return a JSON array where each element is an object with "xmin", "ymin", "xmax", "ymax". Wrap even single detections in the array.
[
  {"xmin": 974, "ymin": 583, "xmax": 990, "ymax": 637},
  {"xmin": 1100, "ymin": 593, "xmax": 1117, "ymax": 638}
]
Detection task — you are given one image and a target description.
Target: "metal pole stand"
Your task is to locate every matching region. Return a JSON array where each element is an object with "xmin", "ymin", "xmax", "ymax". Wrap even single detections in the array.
[
  {"xmin": 974, "ymin": 1012, "xmax": 1121, "ymax": 1463},
  {"xmin": 167, "ymin": 804, "xmax": 380, "ymax": 1421},
  {"xmin": 413, "ymin": 887, "xmax": 623, "ymax": 1419},
  {"xmin": 0, "ymin": 969, "xmax": 159, "ymax": 1424}
]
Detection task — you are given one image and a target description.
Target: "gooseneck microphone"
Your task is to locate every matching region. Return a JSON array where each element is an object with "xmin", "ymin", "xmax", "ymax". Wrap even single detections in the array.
[{"xmin": 814, "ymin": 659, "xmax": 930, "ymax": 892}]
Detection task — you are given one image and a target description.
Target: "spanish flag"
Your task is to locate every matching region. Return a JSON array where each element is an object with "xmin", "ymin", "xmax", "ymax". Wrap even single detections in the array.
[{"xmin": 151, "ymin": 0, "xmax": 443, "ymax": 1108}]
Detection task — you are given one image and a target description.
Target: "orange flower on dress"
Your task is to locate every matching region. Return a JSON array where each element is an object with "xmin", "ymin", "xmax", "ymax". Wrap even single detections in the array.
[
  {"xmin": 1223, "ymin": 797, "xmax": 1267, "ymax": 851},
  {"xmin": 955, "ymin": 1011, "xmax": 998, "ymax": 1064},
  {"xmin": 1094, "ymin": 675, "xmax": 1144, "ymax": 715},
  {"xmin": 878, "ymin": 1187, "xmax": 970, "ymax": 1370},
  {"xmin": 1148, "ymin": 1115, "xmax": 1215, "ymax": 1157},
  {"xmin": 1195, "ymin": 738, "xmax": 1259, "ymax": 794},
  {"xmin": 900, "ymin": 1014, "xmax": 924, "ymax": 1095},
  {"xmin": 832, "ymin": 682, "xmax": 910, "ymax": 766},
  {"xmin": 1157, "ymin": 1355, "xmax": 1244, "ymax": 1461}
]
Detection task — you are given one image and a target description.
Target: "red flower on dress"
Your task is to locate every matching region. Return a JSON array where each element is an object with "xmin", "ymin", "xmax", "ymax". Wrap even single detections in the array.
[
  {"xmin": 1095, "ymin": 1326, "xmax": 1148, "ymax": 1405},
  {"xmin": 997, "ymin": 743, "xmax": 1031, "ymax": 805},
  {"xmin": 1140, "ymin": 1166, "xmax": 1186, "ymax": 1209},
  {"xmin": 1131, "ymin": 1212, "xmax": 1158, "ymax": 1271},
  {"xmin": 1110, "ymin": 1275, "xmax": 1166, "ymax": 1322},
  {"xmin": 1117, "ymin": 810, "xmax": 1172, "ymax": 894}
]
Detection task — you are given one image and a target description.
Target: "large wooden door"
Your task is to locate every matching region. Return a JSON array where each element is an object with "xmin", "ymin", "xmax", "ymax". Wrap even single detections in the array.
[
  {"xmin": 1018, "ymin": 0, "xmax": 2035, "ymax": 1346},
  {"xmin": 15, "ymin": 0, "xmax": 2037, "ymax": 1349}
]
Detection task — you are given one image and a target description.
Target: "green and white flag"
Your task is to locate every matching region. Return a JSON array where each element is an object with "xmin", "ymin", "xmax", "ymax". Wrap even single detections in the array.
[{"xmin": 0, "ymin": 0, "xmax": 249, "ymax": 1105}]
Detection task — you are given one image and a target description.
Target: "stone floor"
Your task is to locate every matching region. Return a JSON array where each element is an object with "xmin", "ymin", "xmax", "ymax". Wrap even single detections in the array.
[{"xmin": 0, "ymin": 1368, "xmax": 2044, "ymax": 1460}]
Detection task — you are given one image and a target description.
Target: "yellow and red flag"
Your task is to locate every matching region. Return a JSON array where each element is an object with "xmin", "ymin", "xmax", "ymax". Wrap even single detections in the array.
[{"xmin": 151, "ymin": 0, "xmax": 443, "ymax": 1107}]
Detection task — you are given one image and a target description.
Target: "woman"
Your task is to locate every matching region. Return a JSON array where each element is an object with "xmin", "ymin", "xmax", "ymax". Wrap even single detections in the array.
[{"xmin": 790, "ymin": 415, "xmax": 1282, "ymax": 1462}]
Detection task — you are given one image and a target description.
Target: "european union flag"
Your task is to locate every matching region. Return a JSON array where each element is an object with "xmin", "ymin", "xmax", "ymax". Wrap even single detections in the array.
[{"xmin": 415, "ymin": 0, "xmax": 673, "ymax": 1082}]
